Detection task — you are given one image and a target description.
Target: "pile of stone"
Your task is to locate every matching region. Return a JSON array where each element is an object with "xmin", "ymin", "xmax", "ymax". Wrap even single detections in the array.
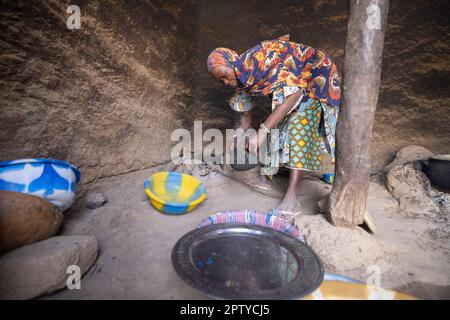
[
  {"xmin": 0, "ymin": 191, "xmax": 99, "ymax": 299},
  {"xmin": 383, "ymin": 144, "xmax": 450, "ymax": 243},
  {"xmin": 384, "ymin": 145, "xmax": 449, "ymax": 216}
]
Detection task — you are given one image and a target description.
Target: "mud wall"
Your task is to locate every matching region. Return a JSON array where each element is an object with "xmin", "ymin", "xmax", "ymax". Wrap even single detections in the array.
[
  {"xmin": 1, "ymin": 0, "xmax": 449, "ymax": 184},
  {"xmin": 0, "ymin": 0, "xmax": 194, "ymax": 185},
  {"xmin": 375, "ymin": 0, "xmax": 450, "ymax": 169}
]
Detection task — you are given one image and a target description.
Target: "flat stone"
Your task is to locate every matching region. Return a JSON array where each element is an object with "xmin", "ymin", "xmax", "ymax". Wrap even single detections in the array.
[
  {"xmin": 0, "ymin": 235, "xmax": 98, "ymax": 299},
  {"xmin": 85, "ymin": 192, "xmax": 107, "ymax": 209},
  {"xmin": 0, "ymin": 191, "xmax": 63, "ymax": 254}
]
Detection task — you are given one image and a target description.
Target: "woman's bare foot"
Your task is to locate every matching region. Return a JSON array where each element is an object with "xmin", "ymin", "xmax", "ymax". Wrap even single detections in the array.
[
  {"xmin": 240, "ymin": 166, "xmax": 272, "ymax": 190},
  {"xmin": 268, "ymin": 169, "xmax": 304, "ymax": 222},
  {"xmin": 270, "ymin": 195, "xmax": 303, "ymax": 222},
  {"xmin": 278, "ymin": 195, "xmax": 303, "ymax": 213}
]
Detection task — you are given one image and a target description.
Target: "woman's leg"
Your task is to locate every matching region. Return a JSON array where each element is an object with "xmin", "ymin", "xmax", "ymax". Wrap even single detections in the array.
[
  {"xmin": 278, "ymin": 169, "xmax": 302, "ymax": 213},
  {"xmin": 273, "ymin": 99, "xmax": 322, "ymax": 219}
]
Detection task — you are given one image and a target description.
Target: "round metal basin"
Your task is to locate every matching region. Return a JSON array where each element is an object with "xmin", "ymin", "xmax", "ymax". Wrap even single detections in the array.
[{"xmin": 172, "ymin": 223, "xmax": 324, "ymax": 300}]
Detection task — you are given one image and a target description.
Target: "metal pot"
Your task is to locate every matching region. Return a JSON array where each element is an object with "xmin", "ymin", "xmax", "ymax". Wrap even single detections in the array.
[{"xmin": 422, "ymin": 155, "xmax": 450, "ymax": 190}]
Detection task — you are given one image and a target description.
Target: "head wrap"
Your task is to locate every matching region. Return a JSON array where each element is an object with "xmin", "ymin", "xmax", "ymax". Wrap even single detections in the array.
[
  {"xmin": 232, "ymin": 35, "xmax": 341, "ymax": 107},
  {"xmin": 206, "ymin": 48, "xmax": 239, "ymax": 72},
  {"xmin": 206, "ymin": 35, "xmax": 340, "ymax": 108}
]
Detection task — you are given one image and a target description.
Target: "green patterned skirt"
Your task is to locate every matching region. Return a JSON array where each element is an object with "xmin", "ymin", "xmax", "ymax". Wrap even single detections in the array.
[
  {"xmin": 229, "ymin": 89, "xmax": 338, "ymax": 173},
  {"xmin": 279, "ymin": 98, "xmax": 323, "ymax": 171}
]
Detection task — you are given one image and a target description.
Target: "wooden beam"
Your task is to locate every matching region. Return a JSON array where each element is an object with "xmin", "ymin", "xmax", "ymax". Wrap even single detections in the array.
[{"xmin": 328, "ymin": 0, "xmax": 389, "ymax": 226}]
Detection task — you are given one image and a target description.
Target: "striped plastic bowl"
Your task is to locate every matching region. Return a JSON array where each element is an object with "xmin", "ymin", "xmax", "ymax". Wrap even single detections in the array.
[
  {"xmin": 0, "ymin": 158, "xmax": 80, "ymax": 211},
  {"xmin": 198, "ymin": 210, "xmax": 305, "ymax": 242},
  {"xmin": 144, "ymin": 171, "xmax": 206, "ymax": 215}
]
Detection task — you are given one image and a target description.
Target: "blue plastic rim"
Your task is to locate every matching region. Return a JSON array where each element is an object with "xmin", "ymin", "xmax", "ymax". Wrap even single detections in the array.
[
  {"xmin": 0, "ymin": 158, "xmax": 81, "ymax": 211},
  {"xmin": 0, "ymin": 158, "xmax": 81, "ymax": 182}
]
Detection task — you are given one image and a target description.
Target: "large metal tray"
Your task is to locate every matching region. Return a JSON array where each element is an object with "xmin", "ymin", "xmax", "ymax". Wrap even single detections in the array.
[{"xmin": 172, "ymin": 223, "xmax": 324, "ymax": 300}]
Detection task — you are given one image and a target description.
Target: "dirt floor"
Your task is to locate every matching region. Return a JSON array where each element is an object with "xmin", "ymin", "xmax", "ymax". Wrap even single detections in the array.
[{"xmin": 42, "ymin": 165, "xmax": 450, "ymax": 300}]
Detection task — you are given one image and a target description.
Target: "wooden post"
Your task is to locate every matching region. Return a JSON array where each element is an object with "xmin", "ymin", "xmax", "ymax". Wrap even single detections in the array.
[{"xmin": 328, "ymin": 0, "xmax": 389, "ymax": 226}]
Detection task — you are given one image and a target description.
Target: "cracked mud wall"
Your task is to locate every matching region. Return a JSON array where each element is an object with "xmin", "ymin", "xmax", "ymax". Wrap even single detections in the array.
[
  {"xmin": 1, "ymin": 0, "xmax": 449, "ymax": 185},
  {"xmin": 0, "ymin": 0, "xmax": 194, "ymax": 185}
]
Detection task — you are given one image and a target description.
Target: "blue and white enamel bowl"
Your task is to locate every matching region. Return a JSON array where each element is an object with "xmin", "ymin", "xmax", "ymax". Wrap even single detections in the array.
[{"xmin": 0, "ymin": 158, "xmax": 81, "ymax": 211}]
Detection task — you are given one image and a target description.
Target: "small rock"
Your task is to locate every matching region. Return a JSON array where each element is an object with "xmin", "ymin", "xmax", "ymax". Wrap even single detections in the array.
[
  {"xmin": 85, "ymin": 192, "xmax": 107, "ymax": 209},
  {"xmin": 0, "ymin": 235, "xmax": 98, "ymax": 299},
  {"xmin": 395, "ymin": 145, "xmax": 434, "ymax": 162}
]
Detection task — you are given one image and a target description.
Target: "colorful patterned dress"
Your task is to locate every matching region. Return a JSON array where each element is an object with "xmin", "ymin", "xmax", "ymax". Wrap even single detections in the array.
[{"xmin": 228, "ymin": 35, "xmax": 340, "ymax": 171}]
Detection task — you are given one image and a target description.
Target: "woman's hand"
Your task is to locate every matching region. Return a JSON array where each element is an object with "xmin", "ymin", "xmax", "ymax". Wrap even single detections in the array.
[{"xmin": 229, "ymin": 110, "xmax": 253, "ymax": 152}]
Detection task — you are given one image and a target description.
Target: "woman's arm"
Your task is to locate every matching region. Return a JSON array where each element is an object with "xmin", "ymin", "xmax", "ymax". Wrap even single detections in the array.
[
  {"xmin": 248, "ymin": 90, "xmax": 303, "ymax": 155},
  {"xmin": 263, "ymin": 90, "xmax": 303, "ymax": 129},
  {"xmin": 239, "ymin": 110, "xmax": 252, "ymax": 130}
]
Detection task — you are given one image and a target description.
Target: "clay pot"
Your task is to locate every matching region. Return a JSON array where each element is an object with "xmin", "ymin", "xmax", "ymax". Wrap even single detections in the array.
[
  {"xmin": 422, "ymin": 155, "xmax": 450, "ymax": 190},
  {"xmin": 0, "ymin": 191, "xmax": 63, "ymax": 254}
]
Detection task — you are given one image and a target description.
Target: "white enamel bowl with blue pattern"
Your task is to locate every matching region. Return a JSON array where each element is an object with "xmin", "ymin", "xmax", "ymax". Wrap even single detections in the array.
[{"xmin": 0, "ymin": 158, "xmax": 81, "ymax": 212}]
